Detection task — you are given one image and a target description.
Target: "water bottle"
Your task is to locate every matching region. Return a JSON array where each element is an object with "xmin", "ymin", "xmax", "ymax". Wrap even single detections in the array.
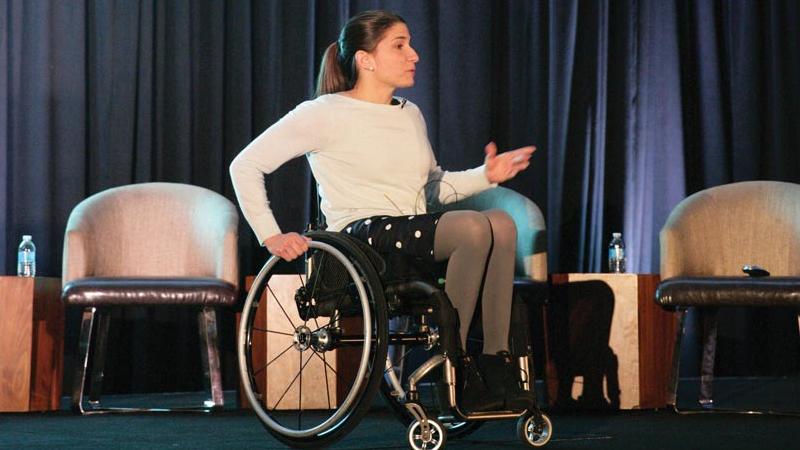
[
  {"xmin": 608, "ymin": 232, "xmax": 626, "ymax": 273},
  {"xmin": 17, "ymin": 235, "xmax": 36, "ymax": 277}
]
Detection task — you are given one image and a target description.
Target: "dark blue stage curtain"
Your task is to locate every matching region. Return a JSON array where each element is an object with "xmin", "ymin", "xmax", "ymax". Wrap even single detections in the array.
[{"xmin": 2, "ymin": 0, "xmax": 798, "ymax": 391}]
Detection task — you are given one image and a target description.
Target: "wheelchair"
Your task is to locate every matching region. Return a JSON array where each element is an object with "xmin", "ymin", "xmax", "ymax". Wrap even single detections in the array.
[{"xmin": 237, "ymin": 228, "xmax": 553, "ymax": 449}]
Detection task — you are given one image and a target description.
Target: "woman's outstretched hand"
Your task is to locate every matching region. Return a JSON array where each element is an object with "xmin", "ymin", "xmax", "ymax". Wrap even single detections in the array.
[
  {"xmin": 264, "ymin": 232, "xmax": 312, "ymax": 261},
  {"xmin": 484, "ymin": 141, "xmax": 535, "ymax": 184}
]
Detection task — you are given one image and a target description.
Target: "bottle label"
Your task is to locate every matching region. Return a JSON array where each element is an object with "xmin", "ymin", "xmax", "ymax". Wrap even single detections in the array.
[
  {"xmin": 19, "ymin": 250, "xmax": 35, "ymax": 262},
  {"xmin": 608, "ymin": 248, "xmax": 624, "ymax": 260},
  {"xmin": 18, "ymin": 250, "xmax": 35, "ymax": 276}
]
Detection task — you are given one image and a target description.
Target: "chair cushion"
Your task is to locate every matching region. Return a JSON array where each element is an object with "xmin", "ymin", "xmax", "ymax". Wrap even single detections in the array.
[
  {"xmin": 63, "ymin": 278, "xmax": 238, "ymax": 307},
  {"xmin": 655, "ymin": 277, "xmax": 800, "ymax": 309}
]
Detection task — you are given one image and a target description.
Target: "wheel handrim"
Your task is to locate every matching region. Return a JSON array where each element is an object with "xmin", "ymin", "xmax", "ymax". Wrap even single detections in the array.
[{"xmin": 237, "ymin": 241, "xmax": 375, "ymax": 438}]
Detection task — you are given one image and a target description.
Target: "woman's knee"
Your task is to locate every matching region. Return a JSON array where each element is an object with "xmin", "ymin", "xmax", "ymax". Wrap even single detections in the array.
[
  {"xmin": 484, "ymin": 209, "xmax": 517, "ymax": 248},
  {"xmin": 439, "ymin": 210, "xmax": 493, "ymax": 252}
]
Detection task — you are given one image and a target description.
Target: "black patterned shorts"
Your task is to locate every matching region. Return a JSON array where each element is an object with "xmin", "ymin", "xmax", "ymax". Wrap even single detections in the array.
[{"xmin": 342, "ymin": 212, "xmax": 445, "ymax": 263}]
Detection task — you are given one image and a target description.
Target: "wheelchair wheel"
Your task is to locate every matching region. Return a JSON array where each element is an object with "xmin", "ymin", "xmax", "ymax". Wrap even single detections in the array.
[
  {"xmin": 380, "ymin": 317, "xmax": 482, "ymax": 439},
  {"xmin": 407, "ymin": 418, "xmax": 446, "ymax": 450},
  {"xmin": 517, "ymin": 412, "xmax": 553, "ymax": 447},
  {"xmin": 238, "ymin": 237, "xmax": 388, "ymax": 448}
]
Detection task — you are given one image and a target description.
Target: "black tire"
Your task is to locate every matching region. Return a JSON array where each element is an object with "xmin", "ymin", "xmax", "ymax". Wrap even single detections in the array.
[
  {"xmin": 517, "ymin": 412, "xmax": 553, "ymax": 447},
  {"xmin": 238, "ymin": 233, "xmax": 388, "ymax": 448},
  {"xmin": 407, "ymin": 418, "xmax": 447, "ymax": 450}
]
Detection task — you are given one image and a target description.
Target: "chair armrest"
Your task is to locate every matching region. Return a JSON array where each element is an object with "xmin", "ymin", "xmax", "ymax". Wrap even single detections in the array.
[
  {"xmin": 62, "ymin": 277, "xmax": 238, "ymax": 306},
  {"xmin": 216, "ymin": 228, "xmax": 239, "ymax": 288},
  {"xmin": 656, "ymin": 276, "xmax": 800, "ymax": 308},
  {"xmin": 62, "ymin": 229, "xmax": 90, "ymax": 286}
]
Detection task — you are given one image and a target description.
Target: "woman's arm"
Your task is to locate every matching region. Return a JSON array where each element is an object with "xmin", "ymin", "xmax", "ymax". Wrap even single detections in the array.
[
  {"xmin": 483, "ymin": 141, "xmax": 534, "ymax": 184},
  {"xmin": 426, "ymin": 161, "xmax": 497, "ymax": 205},
  {"xmin": 229, "ymin": 100, "xmax": 329, "ymax": 247},
  {"xmin": 414, "ymin": 104, "xmax": 533, "ymax": 206},
  {"xmin": 426, "ymin": 142, "xmax": 534, "ymax": 206}
]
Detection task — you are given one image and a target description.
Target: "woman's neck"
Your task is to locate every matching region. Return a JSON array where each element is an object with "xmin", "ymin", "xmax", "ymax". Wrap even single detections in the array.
[{"xmin": 343, "ymin": 82, "xmax": 395, "ymax": 105}]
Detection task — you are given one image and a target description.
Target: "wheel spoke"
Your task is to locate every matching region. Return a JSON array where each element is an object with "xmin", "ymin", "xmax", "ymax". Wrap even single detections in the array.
[
  {"xmin": 296, "ymin": 263, "xmax": 308, "ymax": 328},
  {"xmin": 306, "ymin": 303, "xmax": 330, "ymax": 408},
  {"xmin": 272, "ymin": 352, "xmax": 313, "ymax": 411},
  {"xmin": 312, "ymin": 298, "xmax": 356, "ymax": 334},
  {"xmin": 312, "ymin": 349, "xmax": 352, "ymax": 398},
  {"xmin": 252, "ymin": 343, "xmax": 294, "ymax": 377},
  {"xmin": 308, "ymin": 251, "xmax": 326, "ymax": 305},
  {"xmin": 251, "ymin": 327, "xmax": 293, "ymax": 337},
  {"xmin": 305, "ymin": 251, "xmax": 329, "ymax": 329},
  {"xmin": 311, "ymin": 316, "xmax": 336, "ymax": 334},
  {"xmin": 267, "ymin": 283, "xmax": 297, "ymax": 329},
  {"xmin": 321, "ymin": 350, "xmax": 332, "ymax": 409},
  {"xmin": 311, "ymin": 349, "xmax": 339, "ymax": 377},
  {"xmin": 298, "ymin": 350, "xmax": 303, "ymax": 429}
]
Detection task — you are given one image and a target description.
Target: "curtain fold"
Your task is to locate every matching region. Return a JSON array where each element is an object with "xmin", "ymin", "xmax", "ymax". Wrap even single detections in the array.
[
  {"xmin": 625, "ymin": 0, "xmax": 686, "ymax": 273},
  {"xmin": 3, "ymin": 0, "xmax": 799, "ymax": 392},
  {"xmin": 1, "ymin": 0, "xmax": 86, "ymax": 278}
]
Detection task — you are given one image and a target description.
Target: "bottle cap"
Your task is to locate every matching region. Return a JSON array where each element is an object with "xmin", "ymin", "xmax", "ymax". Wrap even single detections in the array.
[
  {"xmin": 23, "ymin": 235, "xmax": 32, "ymax": 240},
  {"xmin": 612, "ymin": 232, "xmax": 621, "ymax": 238}
]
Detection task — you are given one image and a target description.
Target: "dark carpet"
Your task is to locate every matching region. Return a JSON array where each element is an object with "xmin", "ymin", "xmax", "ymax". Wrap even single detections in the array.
[{"xmin": 2, "ymin": 379, "xmax": 799, "ymax": 450}]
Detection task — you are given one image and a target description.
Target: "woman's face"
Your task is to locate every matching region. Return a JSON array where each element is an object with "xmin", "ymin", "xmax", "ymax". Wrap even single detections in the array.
[{"xmin": 366, "ymin": 22, "xmax": 419, "ymax": 89}]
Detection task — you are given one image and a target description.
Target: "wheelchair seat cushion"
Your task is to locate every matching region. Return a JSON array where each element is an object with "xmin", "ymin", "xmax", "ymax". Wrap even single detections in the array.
[
  {"xmin": 62, "ymin": 277, "xmax": 238, "ymax": 307},
  {"xmin": 656, "ymin": 276, "xmax": 800, "ymax": 309}
]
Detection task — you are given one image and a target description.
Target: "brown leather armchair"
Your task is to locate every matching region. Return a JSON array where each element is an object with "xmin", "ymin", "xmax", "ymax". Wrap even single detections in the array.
[
  {"xmin": 62, "ymin": 182, "xmax": 239, "ymax": 413},
  {"xmin": 655, "ymin": 180, "xmax": 800, "ymax": 411}
]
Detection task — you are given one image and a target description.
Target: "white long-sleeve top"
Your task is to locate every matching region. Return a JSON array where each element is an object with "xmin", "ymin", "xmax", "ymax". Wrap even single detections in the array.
[{"xmin": 229, "ymin": 93, "xmax": 496, "ymax": 244}]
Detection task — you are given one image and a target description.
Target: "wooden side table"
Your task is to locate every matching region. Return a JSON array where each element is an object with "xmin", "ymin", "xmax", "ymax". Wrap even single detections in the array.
[
  {"xmin": 0, "ymin": 276, "xmax": 63, "ymax": 412},
  {"xmin": 547, "ymin": 273, "xmax": 677, "ymax": 409}
]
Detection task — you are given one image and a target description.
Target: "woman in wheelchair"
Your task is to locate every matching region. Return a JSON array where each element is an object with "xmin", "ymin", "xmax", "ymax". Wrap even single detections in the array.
[{"xmin": 230, "ymin": 9, "xmax": 550, "ymax": 449}]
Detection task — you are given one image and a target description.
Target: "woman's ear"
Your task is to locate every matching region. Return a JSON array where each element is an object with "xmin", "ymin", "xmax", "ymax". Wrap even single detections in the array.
[{"xmin": 355, "ymin": 50, "xmax": 375, "ymax": 72}]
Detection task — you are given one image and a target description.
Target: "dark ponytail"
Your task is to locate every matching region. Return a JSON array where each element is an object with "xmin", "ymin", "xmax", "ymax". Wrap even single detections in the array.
[
  {"xmin": 315, "ymin": 42, "xmax": 349, "ymax": 97},
  {"xmin": 315, "ymin": 10, "xmax": 406, "ymax": 97}
]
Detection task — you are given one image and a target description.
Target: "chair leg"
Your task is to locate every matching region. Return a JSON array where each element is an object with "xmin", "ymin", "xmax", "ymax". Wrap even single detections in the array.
[
  {"xmin": 667, "ymin": 308, "xmax": 687, "ymax": 408},
  {"xmin": 88, "ymin": 311, "xmax": 111, "ymax": 405},
  {"xmin": 699, "ymin": 308, "xmax": 719, "ymax": 409},
  {"xmin": 72, "ymin": 307, "xmax": 97, "ymax": 414},
  {"xmin": 198, "ymin": 306, "xmax": 224, "ymax": 410}
]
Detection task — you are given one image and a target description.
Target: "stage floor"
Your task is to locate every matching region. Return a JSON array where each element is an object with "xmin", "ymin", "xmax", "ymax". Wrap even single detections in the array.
[{"xmin": 1, "ymin": 378, "xmax": 799, "ymax": 449}]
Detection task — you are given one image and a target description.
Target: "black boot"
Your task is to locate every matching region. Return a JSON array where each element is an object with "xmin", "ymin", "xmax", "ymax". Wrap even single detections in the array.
[
  {"xmin": 458, "ymin": 355, "xmax": 504, "ymax": 412},
  {"xmin": 477, "ymin": 351, "xmax": 536, "ymax": 411}
]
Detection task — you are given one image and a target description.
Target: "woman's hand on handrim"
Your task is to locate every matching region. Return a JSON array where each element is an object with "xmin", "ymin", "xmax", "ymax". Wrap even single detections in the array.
[
  {"xmin": 484, "ymin": 141, "xmax": 535, "ymax": 184},
  {"xmin": 264, "ymin": 232, "xmax": 312, "ymax": 261}
]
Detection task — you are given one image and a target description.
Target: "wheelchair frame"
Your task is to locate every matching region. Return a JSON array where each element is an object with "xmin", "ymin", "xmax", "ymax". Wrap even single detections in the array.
[{"xmin": 238, "ymin": 230, "xmax": 552, "ymax": 449}]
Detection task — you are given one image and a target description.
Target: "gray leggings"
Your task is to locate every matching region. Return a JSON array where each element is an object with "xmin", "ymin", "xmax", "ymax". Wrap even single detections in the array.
[{"xmin": 433, "ymin": 209, "xmax": 516, "ymax": 355}]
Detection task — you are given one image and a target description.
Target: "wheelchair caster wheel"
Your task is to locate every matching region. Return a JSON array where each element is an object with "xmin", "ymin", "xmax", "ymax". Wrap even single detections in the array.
[
  {"xmin": 407, "ymin": 418, "xmax": 446, "ymax": 450},
  {"xmin": 517, "ymin": 412, "xmax": 552, "ymax": 447}
]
